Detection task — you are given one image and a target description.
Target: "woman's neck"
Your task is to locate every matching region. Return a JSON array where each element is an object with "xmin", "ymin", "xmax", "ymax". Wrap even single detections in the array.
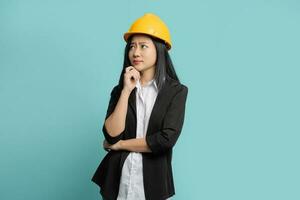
[{"xmin": 140, "ymin": 67, "xmax": 155, "ymax": 86}]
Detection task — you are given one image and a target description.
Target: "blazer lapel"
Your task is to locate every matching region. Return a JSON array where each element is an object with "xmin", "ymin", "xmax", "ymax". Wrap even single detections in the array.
[
  {"xmin": 147, "ymin": 79, "xmax": 172, "ymax": 128},
  {"xmin": 128, "ymin": 87, "xmax": 137, "ymax": 116}
]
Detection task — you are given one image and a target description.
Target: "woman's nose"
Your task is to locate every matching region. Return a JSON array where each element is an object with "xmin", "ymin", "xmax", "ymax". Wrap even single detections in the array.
[{"xmin": 133, "ymin": 48, "xmax": 141, "ymax": 57}]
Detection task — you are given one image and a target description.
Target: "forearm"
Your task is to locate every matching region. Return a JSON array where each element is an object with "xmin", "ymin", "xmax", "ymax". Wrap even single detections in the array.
[
  {"xmin": 119, "ymin": 138, "xmax": 152, "ymax": 153},
  {"xmin": 105, "ymin": 89, "xmax": 131, "ymax": 137}
]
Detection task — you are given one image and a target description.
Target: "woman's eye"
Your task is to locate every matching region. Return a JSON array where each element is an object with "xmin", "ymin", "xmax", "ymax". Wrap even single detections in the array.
[{"xmin": 141, "ymin": 45, "xmax": 148, "ymax": 49}]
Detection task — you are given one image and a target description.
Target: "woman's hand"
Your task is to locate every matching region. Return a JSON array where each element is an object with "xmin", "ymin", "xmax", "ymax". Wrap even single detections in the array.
[
  {"xmin": 103, "ymin": 140, "xmax": 122, "ymax": 151},
  {"xmin": 123, "ymin": 66, "xmax": 140, "ymax": 93}
]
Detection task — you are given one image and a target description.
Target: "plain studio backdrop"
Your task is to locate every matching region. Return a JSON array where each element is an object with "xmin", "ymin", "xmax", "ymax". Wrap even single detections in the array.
[{"xmin": 0, "ymin": 0, "xmax": 299, "ymax": 199}]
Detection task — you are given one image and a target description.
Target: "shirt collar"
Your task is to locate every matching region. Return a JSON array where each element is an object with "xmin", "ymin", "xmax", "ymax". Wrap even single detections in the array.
[{"xmin": 136, "ymin": 79, "xmax": 158, "ymax": 91}]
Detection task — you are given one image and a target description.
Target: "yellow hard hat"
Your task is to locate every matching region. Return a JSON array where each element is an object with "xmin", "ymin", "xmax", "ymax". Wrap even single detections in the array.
[{"xmin": 124, "ymin": 13, "xmax": 172, "ymax": 50}]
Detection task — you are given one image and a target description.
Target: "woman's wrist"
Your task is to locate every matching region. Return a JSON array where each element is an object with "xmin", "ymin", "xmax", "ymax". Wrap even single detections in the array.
[
  {"xmin": 118, "ymin": 140, "xmax": 124, "ymax": 150},
  {"xmin": 121, "ymin": 88, "xmax": 131, "ymax": 97}
]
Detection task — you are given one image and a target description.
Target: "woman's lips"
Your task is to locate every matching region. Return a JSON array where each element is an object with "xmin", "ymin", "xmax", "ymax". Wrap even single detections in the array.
[{"xmin": 133, "ymin": 60, "xmax": 143, "ymax": 64}]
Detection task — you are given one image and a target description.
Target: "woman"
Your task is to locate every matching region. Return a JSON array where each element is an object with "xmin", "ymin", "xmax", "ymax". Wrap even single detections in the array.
[{"xmin": 92, "ymin": 13, "xmax": 188, "ymax": 200}]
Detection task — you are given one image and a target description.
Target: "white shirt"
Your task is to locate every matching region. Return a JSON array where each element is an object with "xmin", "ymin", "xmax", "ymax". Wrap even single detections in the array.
[{"xmin": 117, "ymin": 79, "xmax": 158, "ymax": 200}]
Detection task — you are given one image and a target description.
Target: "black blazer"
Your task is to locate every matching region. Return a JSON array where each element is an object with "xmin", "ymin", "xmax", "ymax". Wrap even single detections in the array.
[{"xmin": 91, "ymin": 78, "xmax": 188, "ymax": 200}]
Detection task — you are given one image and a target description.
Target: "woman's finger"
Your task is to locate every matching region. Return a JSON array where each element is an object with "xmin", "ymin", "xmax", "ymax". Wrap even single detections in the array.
[
  {"xmin": 126, "ymin": 70, "xmax": 138, "ymax": 81},
  {"xmin": 132, "ymin": 70, "xmax": 140, "ymax": 80},
  {"xmin": 131, "ymin": 73, "xmax": 139, "ymax": 82},
  {"xmin": 103, "ymin": 140, "xmax": 109, "ymax": 148},
  {"xmin": 103, "ymin": 140, "xmax": 111, "ymax": 152},
  {"xmin": 125, "ymin": 66, "xmax": 134, "ymax": 73}
]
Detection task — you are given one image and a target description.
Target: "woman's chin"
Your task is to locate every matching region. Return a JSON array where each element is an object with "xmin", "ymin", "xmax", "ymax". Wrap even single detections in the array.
[{"xmin": 133, "ymin": 65, "xmax": 143, "ymax": 71}]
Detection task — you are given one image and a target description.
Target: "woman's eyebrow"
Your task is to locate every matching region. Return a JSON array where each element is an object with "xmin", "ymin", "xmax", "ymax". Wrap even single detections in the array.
[{"xmin": 130, "ymin": 41, "xmax": 149, "ymax": 44}]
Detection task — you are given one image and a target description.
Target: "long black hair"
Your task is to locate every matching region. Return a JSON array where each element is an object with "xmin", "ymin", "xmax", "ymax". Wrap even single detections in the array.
[{"xmin": 117, "ymin": 34, "xmax": 180, "ymax": 91}]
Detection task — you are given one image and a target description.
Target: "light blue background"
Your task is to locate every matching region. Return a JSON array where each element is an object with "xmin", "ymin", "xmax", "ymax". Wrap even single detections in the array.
[{"xmin": 1, "ymin": 0, "xmax": 299, "ymax": 199}]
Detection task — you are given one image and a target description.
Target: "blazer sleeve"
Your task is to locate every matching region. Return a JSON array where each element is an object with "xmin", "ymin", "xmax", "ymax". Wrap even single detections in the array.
[
  {"xmin": 102, "ymin": 85, "xmax": 125, "ymax": 144},
  {"xmin": 146, "ymin": 85, "xmax": 188, "ymax": 154}
]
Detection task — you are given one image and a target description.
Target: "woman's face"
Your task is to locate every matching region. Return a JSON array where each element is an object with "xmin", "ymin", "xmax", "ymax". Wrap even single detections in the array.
[{"xmin": 128, "ymin": 35, "xmax": 157, "ymax": 73}]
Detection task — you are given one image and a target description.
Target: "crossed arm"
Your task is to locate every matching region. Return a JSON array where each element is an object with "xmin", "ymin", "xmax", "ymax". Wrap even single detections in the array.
[
  {"xmin": 103, "ymin": 138, "xmax": 151, "ymax": 153},
  {"xmin": 103, "ymin": 85, "xmax": 188, "ymax": 154},
  {"xmin": 103, "ymin": 88, "xmax": 151, "ymax": 153}
]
